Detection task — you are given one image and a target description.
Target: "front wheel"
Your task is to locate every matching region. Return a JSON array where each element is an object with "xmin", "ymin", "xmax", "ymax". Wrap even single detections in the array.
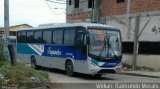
[
  {"xmin": 94, "ymin": 74, "xmax": 102, "ymax": 78},
  {"xmin": 65, "ymin": 61, "xmax": 74, "ymax": 76}
]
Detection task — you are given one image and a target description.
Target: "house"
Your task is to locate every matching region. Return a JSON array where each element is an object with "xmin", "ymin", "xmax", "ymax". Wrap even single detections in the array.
[
  {"xmin": 66, "ymin": 0, "xmax": 160, "ymax": 70},
  {"xmin": 0, "ymin": 24, "xmax": 32, "ymax": 43}
]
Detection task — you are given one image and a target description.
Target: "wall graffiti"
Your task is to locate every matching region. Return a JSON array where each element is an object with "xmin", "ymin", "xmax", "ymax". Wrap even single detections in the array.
[{"xmin": 152, "ymin": 26, "xmax": 160, "ymax": 34}]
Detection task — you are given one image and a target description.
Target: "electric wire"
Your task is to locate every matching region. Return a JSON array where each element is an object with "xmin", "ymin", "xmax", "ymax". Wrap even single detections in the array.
[
  {"xmin": 46, "ymin": 0, "xmax": 88, "ymax": 4},
  {"xmin": 45, "ymin": 0, "xmax": 66, "ymax": 15}
]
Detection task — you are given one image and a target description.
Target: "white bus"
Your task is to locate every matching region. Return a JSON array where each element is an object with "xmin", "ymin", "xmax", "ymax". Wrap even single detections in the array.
[{"xmin": 16, "ymin": 23, "xmax": 122, "ymax": 77}]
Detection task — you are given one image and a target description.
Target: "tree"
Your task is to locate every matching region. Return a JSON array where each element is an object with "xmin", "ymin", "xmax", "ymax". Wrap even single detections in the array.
[{"xmin": 0, "ymin": 35, "xmax": 4, "ymax": 61}]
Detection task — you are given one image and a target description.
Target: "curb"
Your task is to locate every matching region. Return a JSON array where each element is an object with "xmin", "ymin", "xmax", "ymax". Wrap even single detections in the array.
[{"xmin": 118, "ymin": 72, "xmax": 160, "ymax": 78}]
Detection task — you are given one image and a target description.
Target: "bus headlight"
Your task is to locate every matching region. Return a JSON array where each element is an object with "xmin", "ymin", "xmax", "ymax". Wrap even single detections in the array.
[
  {"xmin": 88, "ymin": 58, "xmax": 97, "ymax": 66},
  {"xmin": 91, "ymin": 62, "xmax": 96, "ymax": 66},
  {"xmin": 111, "ymin": 52, "xmax": 115, "ymax": 57}
]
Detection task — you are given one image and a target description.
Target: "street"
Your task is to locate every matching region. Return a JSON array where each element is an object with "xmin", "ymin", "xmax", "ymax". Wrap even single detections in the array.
[{"xmin": 46, "ymin": 69, "xmax": 160, "ymax": 89}]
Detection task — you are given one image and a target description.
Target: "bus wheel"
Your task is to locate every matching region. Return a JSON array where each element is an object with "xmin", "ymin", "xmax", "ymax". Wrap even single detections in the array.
[
  {"xmin": 31, "ymin": 56, "xmax": 37, "ymax": 69},
  {"xmin": 65, "ymin": 61, "xmax": 74, "ymax": 76},
  {"xmin": 94, "ymin": 74, "xmax": 102, "ymax": 78}
]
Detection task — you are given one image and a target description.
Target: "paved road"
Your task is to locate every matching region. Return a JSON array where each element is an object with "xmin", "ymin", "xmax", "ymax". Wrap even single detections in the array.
[
  {"xmin": 45, "ymin": 69, "xmax": 160, "ymax": 89},
  {"xmin": 47, "ymin": 69, "xmax": 160, "ymax": 83}
]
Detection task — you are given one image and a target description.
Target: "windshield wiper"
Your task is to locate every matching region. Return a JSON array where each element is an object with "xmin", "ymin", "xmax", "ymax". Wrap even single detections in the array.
[
  {"xmin": 108, "ymin": 42, "xmax": 118, "ymax": 59},
  {"xmin": 106, "ymin": 34, "xmax": 118, "ymax": 59}
]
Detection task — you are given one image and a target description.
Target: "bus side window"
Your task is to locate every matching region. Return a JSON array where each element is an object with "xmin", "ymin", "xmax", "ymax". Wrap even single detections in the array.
[
  {"xmin": 75, "ymin": 27, "xmax": 85, "ymax": 45},
  {"xmin": 64, "ymin": 28, "xmax": 75, "ymax": 45},
  {"xmin": 34, "ymin": 31, "xmax": 43, "ymax": 43},
  {"xmin": 52, "ymin": 30, "xmax": 57, "ymax": 44},
  {"xmin": 52, "ymin": 29, "xmax": 63, "ymax": 45},
  {"xmin": 17, "ymin": 32, "xmax": 21, "ymax": 43},
  {"xmin": 43, "ymin": 30, "xmax": 52, "ymax": 44},
  {"xmin": 21, "ymin": 32, "xmax": 27, "ymax": 43},
  {"xmin": 57, "ymin": 29, "xmax": 63, "ymax": 45},
  {"xmin": 26, "ymin": 31, "xmax": 34, "ymax": 43}
]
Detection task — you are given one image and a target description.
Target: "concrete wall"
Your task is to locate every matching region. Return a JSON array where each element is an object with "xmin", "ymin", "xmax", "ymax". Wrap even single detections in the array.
[
  {"xmin": 105, "ymin": 12, "xmax": 160, "ymax": 70},
  {"xmin": 105, "ymin": 11, "xmax": 160, "ymax": 42},
  {"xmin": 123, "ymin": 54, "xmax": 160, "ymax": 71}
]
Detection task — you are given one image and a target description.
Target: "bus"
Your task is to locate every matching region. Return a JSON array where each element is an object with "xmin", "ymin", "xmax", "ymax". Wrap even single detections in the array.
[{"xmin": 16, "ymin": 23, "xmax": 122, "ymax": 77}]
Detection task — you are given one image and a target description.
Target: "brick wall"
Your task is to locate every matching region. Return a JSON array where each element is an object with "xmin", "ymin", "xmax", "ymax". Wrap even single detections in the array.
[
  {"xmin": 67, "ymin": 0, "xmax": 160, "ymax": 21},
  {"xmin": 134, "ymin": 0, "xmax": 160, "ymax": 13},
  {"xmin": 66, "ymin": 11, "xmax": 91, "ymax": 21},
  {"xmin": 100, "ymin": 0, "xmax": 160, "ymax": 16},
  {"xmin": 100, "ymin": 0, "xmax": 127, "ymax": 16}
]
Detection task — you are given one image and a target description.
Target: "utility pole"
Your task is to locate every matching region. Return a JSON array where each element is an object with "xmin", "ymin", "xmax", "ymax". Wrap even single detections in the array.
[
  {"xmin": 132, "ymin": 15, "xmax": 140, "ymax": 70},
  {"xmin": 4, "ymin": 0, "xmax": 10, "ymax": 40},
  {"xmin": 4, "ymin": 0, "xmax": 16, "ymax": 65},
  {"xmin": 91, "ymin": 0, "xmax": 102, "ymax": 23},
  {"xmin": 126, "ymin": 0, "xmax": 131, "ymax": 40}
]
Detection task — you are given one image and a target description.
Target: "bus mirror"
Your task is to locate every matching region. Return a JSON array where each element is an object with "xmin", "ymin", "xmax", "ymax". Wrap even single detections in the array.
[{"xmin": 87, "ymin": 36, "xmax": 90, "ymax": 45}]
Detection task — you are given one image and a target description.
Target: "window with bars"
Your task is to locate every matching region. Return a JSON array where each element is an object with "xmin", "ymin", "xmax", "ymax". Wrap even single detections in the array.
[
  {"xmin": 139, "ymin": 42, "xmax": 160, "ymax": 55},
  {"xmin": 122, "ymin": 42, "xmax": 134, "ymax": 54},
  {"xmin": 69, "ymin": 0, "xmax": 72, "ymax": 5},
  {"xmin": 116, "ymin": 0, "xmax": 125, "ymax": 3},
  {"xmin": 88, "ymin": 0, "xmax": 93, "ymax": 8},
  {"xmin": 74, "ymin": 0, "xmax": 79, "ymax": 8}
]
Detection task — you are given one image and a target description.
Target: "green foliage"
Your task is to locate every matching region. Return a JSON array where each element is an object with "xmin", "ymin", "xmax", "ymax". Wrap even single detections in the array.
[
  {"xmin": 0, "ymin": 60, "xmax": 49, "ymax": 85},
  {"xmin": 0, "ymin": 35, "xmax": 49, "ymax": 88},
  {"xmin": 0, "ymin": 35, "xmax": 4, "ymax": 61}
]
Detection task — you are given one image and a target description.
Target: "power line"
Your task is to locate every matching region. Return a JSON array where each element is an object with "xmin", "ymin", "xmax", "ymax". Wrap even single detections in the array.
[
  {"xmin": 46, "ymin": 0, "xmax": 66, "ymax": 4},
  {"xmin": 53, "ymin": 0, "xmax": 66, "ymax": 2},
  {"xmin": 46, "ymin": 0, "xmax": 88, "ymax": 5},
  {"xmin": 45, "ymin": 0, "xmax": 66, "ymax": 15}
]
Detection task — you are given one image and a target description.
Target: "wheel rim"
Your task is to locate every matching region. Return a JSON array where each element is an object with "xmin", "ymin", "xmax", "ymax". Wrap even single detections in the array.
[
  {"xmin": 31, "ymin": 57, "xmax": 36, "ymax": 68},
  {"xmin": 66, "ymin": 62, "xmax": 73, "ymax": 74},
  {"xmin": 31, "ymin": 61, "xmax": 35, "ymax": 68}
]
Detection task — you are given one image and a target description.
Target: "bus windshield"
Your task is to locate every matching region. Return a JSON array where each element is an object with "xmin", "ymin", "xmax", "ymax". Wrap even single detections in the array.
[{"xmin": 88, "ymin": 28, "xmax": 121, "ymax": 60}]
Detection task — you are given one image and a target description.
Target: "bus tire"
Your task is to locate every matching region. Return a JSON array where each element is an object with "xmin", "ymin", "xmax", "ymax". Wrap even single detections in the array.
[
  {"xmin": 65, "ymin": 60, "xmax": 74, "ymax": 76},
  {"xmin": 94, "ymin": 74, "xmax": 102, "ymax": 78},
  {"xmin": 31, "ymin": 56, "xmax": 38, "ymax": 69}
]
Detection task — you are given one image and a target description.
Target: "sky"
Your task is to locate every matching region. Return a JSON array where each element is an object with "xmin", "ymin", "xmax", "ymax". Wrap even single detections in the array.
[{"xmin": 0, "ymin": 0, "xmax": 66, "ymax": 27}]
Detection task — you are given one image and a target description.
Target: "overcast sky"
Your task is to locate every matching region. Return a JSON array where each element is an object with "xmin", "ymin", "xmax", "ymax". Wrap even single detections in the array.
[{"xmin": 0, "ymin": 0, "xmax": 66, "ymax": 27}]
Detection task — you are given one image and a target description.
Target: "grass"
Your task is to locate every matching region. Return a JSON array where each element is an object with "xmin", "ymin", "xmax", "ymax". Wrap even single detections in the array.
[
  {"xmin": 0, "ymin": 60, "xmax": 49, "ymax": 88},
  {"xmin": 0, "ymin": 36, "xmax": 50, "ymax": 88}
]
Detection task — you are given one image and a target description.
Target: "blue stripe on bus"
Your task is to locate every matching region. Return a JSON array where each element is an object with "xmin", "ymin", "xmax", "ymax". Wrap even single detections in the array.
[
  {"xmin": 17, "ymin": 44, "xmax": 87, "ymax": 61},
  {"xmin": 17, "ymin": 44, "xmax": 39, "ymax": 55}
]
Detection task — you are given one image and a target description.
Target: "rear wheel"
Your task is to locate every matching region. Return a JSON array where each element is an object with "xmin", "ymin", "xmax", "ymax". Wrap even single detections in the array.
[
  {"xmin": 31, "ymin": 56, "xmax": 38, "ymax": 69},
  {"xmin": 65, "ymin": 61, "xmax": 74, "ymax": 76}
]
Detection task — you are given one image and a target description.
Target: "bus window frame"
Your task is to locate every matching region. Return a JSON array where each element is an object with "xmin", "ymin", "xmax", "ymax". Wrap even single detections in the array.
[
  {"xmin": 42, "ymin": 29, "xmax": 52, "ymax": 44},
  {"xmin": 34, "ymin": 30, "xmax": 43, "ymax": 43},
  {"xmin": 74, "ymin": 26, "xmax": 86, "ymax": 46}
]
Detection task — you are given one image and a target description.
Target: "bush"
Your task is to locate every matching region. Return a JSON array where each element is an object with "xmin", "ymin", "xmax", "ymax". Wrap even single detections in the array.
[
  {"xmin": 0, "ymin": 61, "xmax": 49, "ymax": 88},
  {"xmin": 0, "ymin": 35, "xmax": 4, "ymax": 61},
  {"xmin": 0, "ymin": 35, "xmax": 49, "ymax": 88}
]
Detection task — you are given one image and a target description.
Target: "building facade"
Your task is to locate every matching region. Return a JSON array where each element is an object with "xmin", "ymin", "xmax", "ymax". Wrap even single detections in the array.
[
  {"xmin": 66, "ymin": 0, "xmax": 160, "ymax": 70},
  {"xmin": 0, "ymin": 24, "xmax": 32, "ymax": 43}
]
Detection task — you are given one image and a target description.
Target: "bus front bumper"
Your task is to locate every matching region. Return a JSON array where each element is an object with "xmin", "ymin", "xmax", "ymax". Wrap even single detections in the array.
[{"xmin": 88, "ymin": 62, "xmax": 122, "ymax": 75}]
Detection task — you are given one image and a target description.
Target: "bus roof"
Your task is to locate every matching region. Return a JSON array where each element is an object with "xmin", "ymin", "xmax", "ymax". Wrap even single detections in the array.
[{"xmin": 17, "ymin": 23, "xmax": 118, "ymax": 31}]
